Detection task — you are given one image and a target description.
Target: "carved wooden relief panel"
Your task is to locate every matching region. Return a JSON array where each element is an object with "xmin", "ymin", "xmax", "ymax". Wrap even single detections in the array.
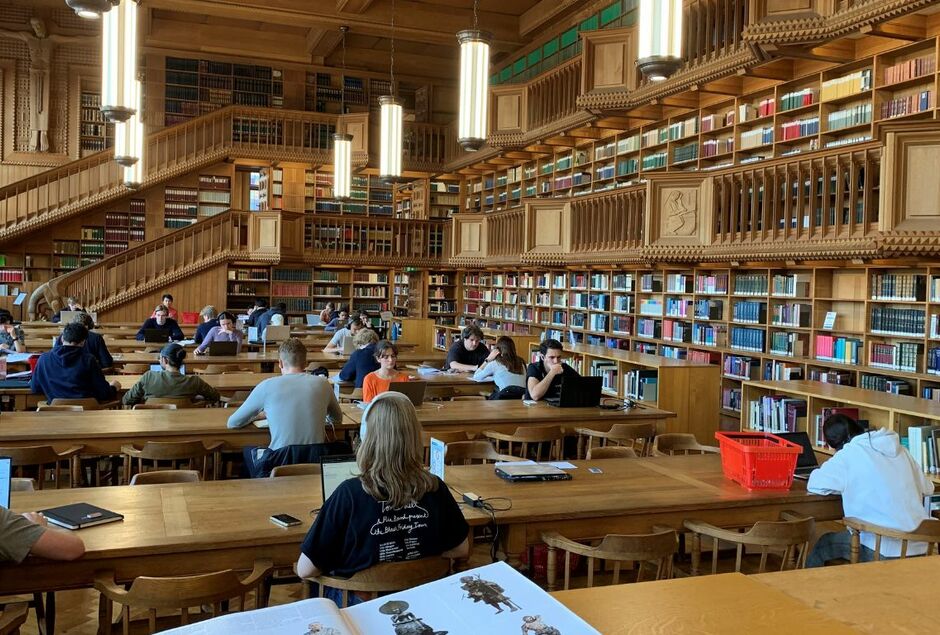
[{"xmin": 645, "ymin": 175, "xmax": 713, "ymax": 249}]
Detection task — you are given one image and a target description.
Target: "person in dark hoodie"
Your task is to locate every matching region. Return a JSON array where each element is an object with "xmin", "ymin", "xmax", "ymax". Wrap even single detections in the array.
[
  {"xmin": 31, "ymin": 323, "xmax": 120, "ymax": 404},
  {"xmin": 53, "ymin": 312, "xmax": 113, "ymax": 370},
  {"xmin": 255, "ymin": 302, "xmax": 286, "ymax": 338},
  {"xmin": 135, "ymin": 304, "xmax": 184, "ymax": 342}
]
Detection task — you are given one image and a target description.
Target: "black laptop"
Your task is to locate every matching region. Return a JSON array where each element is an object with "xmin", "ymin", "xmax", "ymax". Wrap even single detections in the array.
[
  {"xmin": 142, "ymin": 328, "xmax": 169, "ymax": 343},
  {"xmin": 777, "ymin": 431, "xmax": 819, "ymax": 478},
  {"xmin": 207, "ymin": 341, "xmax": 238, "ymax": 356},
  {"xmin": 545, "ymin": 375, "xmax": 603, "ymax": 408}
]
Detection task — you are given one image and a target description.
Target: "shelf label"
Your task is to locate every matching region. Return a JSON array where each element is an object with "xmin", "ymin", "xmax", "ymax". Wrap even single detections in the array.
[{"xmin": 822, "ymin": 311, "xmax": 837, "ymax": 330}]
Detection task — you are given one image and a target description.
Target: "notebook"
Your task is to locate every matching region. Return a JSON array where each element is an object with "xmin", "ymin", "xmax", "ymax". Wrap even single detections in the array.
[
  {"xmin": 777, "ymin": 431, "xmax": 820, "ymax": 477},
  {"xmin": 545, "ymin": 375, "xmax": 603, "ymax": 408},
  {"xmin": 207, "ymin": 341, "xmax": 237, "ymax": 356},
  {"xmin": 389, "ymin": 381, "xmax": 427, "ymax": 407},
  {"xmin": 320, "ymin": 455, "xmax": 359, "ymax": 501},
  {"xmin": 142, "ymin": 328, "xmax": 169, "ymax": 343},
  {"xmin": 495, "ymin": 463, "xmax": 572, "ymax": 482},
  {"xmin": 0, "ymin": 456, "xmax": 11, "ymax": 509},
  {"xmin": 39, "ymin": 502, "xmax": 123, "ymax": 530}
]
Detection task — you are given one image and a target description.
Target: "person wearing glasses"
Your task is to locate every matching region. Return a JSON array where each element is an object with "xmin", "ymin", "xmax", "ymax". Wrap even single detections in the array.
[{"xmin": 361, "ymin": 340, "xmax": 410, "ymax": 403}]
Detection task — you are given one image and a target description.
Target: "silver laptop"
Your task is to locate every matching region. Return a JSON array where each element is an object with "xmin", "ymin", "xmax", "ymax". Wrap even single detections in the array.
[
  {"xmin": 389, "ymin": 381, "xmax": 427, "ymax": 407},
  {"xmin": 264, "ymin": 325, "xmax": 290, "ymax": 343},
  {"xmin": 305, "ymin": 314, "xmax": 322, "ymax": 327},
  {"xmin": 320, "ymin": 455, "xmax": 359, "ymax": 501},
  {"xmin": 0, "ymin": 456, "xmax": 11, "ymax": 509},
  {"xmin": 495, "ymin": 463, "xmax": 572, "ymax": 482}
]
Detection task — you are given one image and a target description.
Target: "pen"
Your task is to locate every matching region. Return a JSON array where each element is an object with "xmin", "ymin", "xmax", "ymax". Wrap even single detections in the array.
[{"xmin": 83, "ymin": 512, "xmax": 102, "ymax": 519}]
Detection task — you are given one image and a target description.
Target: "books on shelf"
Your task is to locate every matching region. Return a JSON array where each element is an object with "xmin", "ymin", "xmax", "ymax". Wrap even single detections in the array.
[
  {"xmin": 746, "ymin": 395, "xmax": 806, "ymax": 433},
  {"xmin": 780, "ymin": 87, "xmax": 817, "ymax": 111},
  {"xmin": 859, "ymin": 374, "xmax": 911, "ymax": 394},
  {"xmin": 871, "ymin": 273, "xmax": 925, "ymax": 301},
  {"xmin": 882, "ymin": 54, "xmax": 935, "ymax": 86},
  {"xmin": 870, "ymin": 306, "xmax": 925, "ymax": 336},
  {"xmin": 723, "ymin": 355, "xmax": 759, "ymax": 380},
  {"xmin": 907, "ymin": 425, "xmax": 940, "ymax": 473},
  {"xmin": 730, "ymin": 326, "xmax": 765, "ymax": 352},
  {"xmin": 733, "ymin": 274, "xmax": 768, "ymax": 296},
  {"xmin": 625, "ymin": 369, "xmax": 658, "ymax": 402},
  {"xmin": 869, "ymin": 341, "xmax": 921, "ymax": 373},
  {"xmin": 814, "ymin": 334, "xmax": 863, "ymax": 365},
  {"xmin": 821, "ymin": 69, "xmax": 872, "ymax": 101},
  {"xmin": 880, "ymin": 89, "xmax": 932, "ymax": 119}
]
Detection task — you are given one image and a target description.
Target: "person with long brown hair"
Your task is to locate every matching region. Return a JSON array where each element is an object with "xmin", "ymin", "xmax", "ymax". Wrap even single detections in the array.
[
  {"xmin": 296, "ymin": 392, "xmax": 469, "ymax": 603},
  {"xmin": 472, "ymin": 335, "xmax": 526, "ymax": 399}
]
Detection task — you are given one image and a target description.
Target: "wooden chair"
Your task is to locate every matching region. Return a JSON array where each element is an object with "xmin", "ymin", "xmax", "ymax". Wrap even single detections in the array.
[
  {"xmin": 843, "ymin": 517, "xmax": 940, "ymax": 562},
  {"xmin": 0, "ymin": 445, "xmax": 83, "ymax": 489},
  {"xmin": 121, "ymin": 441, "xmax": 224, "ymax": 484},
  {"xmin": 192, "ymin": 365, "xmax": 228, "ymax": 375},
  {"xmin": 541, "ymin": 528, "xmax": 678, "ymax": 591},
  {"xmin": 444, "ymin": 441, "xmax": 521, "ymax": 465},
  {"xmin": 0, "ymin": 603, "xmax": 27, "ymax": 635},
  {"xmin": 683, "ymin": 511, "xmax": 814, "ymax": 575},
  {"xmin": 50, "ymin": 397, "xmax": 115, "ymax": 410},
  {"xmin": 118, "ymin": 363, "xmax": 152, "ymax": 375},
  {"xmin": 420, "ymin": 430, "xmax": 474, "ymax": 464},
  {"xmin": 132, "ymin": 403, "xmax": 177, "ymax": 410},
  {"xmin": 270, "ymin": 463, "xmax": 322, "ymax": 477},
  {"xmin": 94, "ymin": 560, "xmax": 273, "ymax": 635},
  {"xmin": 586, "ymin": 446, "xmax": 638, "ymax": 460},
  {"xmin": 129, "ymin": 470, "xmax": 201, "ymax": 485},
  {"xmin": 338, "ymin": 386, "xmax": 363, "ymax": 402},
  {"xmin": 145, "ymin": 396, "xmax": 206, "ymax": 409},
  {"xmin": 307, "ymin": 557, "xmax": 451, "ymax": 608},
  {"xmin": 35, "ymin": 404, "xmax": 84, "ymax": 412},
  {"xmin": 576, "ymin": 422, "xmax": 656, "ymax": 459},
  {"xmin": 223, "ymin": 390, "xmax": 251, "ymax": 408},
  {"xmin": 652, "ymin": 433, "xmax": 720, "ymax": 456},
  {"xmin": 10, "ymin": 478, "xmax": 35, "ymax": 492},
  {"xmin": 484, "ymin": 426, "xmax": 564, "ymax": 461}
]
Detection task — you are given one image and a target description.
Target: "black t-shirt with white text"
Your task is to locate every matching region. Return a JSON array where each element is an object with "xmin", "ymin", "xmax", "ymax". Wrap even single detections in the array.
[
  {"xmin": 444, "ymin": 339, "xmax": 489, "ymax": 370},
  {"xmin": 300, "ymin": 476, "xmax": 469, "ymax": 577}
]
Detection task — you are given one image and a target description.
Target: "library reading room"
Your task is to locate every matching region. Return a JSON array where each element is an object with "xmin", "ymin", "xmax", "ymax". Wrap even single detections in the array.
[{"xmin": 2, "ymin": 0, "xmax": 940, "ymax": 633}]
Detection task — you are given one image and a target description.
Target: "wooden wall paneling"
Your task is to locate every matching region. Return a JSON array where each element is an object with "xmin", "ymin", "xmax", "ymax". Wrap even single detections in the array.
[
  {"xmin": 878, "ymin": 121, "xmax": 940, "ymax": 234},
  {"xmin": 524, "ymin": 199, "xmax": 571, "ymax": 256},
  {"xmin": 97, "ymin": 263, "xmax": 229, "ymax": 322},
  {"xmin": 491, "ymin": 85, "xmax": 527, "ymax": 135},
  {"xmin": 580, "ymin": 27, "xmax": 636, "ymax": 97}
]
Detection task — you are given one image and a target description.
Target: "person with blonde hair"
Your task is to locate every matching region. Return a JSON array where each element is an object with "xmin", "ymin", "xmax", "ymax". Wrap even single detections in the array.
[
  {"xmin": 337, "ymin": 328, "xmax": 380, "ymax": 389},
  {"xmin": 296, "ymin": 392, "xmax": 469, "ymax": 603},
  {"xmin": 193, "ymin": 305, "xmax": 220, "ymax": 345}
]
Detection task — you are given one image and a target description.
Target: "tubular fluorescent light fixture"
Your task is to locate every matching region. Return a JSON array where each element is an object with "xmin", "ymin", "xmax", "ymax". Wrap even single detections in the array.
[
  {"xmin": 101, "ymin": 0, "xmax": 138, "ymax": 122},
  {"xmin": 123, "ymin": 81, "xmax": 144, "ymax": 189},
  {"xmin": 457, "ymin": 29, "xmax": 491, "ymax": 151},
  {"xmin": 333, "ymin": 133, "xmax": 353, "ymax": 200},
  {"xmin": 637, "ymin": 0, "xmax": 683, "ymax": 82},
  {"xmin": 379, "ymin": 95, "xmax": 403, "ymax": 182},
  {"xmin": 114, "ymin": 79, "xmax": 141, "ymax": 166},
  {"xmin": 66, "ymin": 0, "xmax": 119, "ymax": 19}
]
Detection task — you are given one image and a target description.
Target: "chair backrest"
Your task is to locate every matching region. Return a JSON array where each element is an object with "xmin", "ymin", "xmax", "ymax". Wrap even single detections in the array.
[
  {"xmin": 269, "ymin": 463, "xmax": 322, "ymax": 477},
  {"xmin": 684, "ymin": 512, "xmax": 815, "ymax": 574},
  {"xmin": 145, "ymin": 396, "xmax": 204, "ymax": 409},
  {"xmin": 483, "ymin": 426, "xmax": 565, "ymax": 462},
  {"xmin": 10, "ymin": 477, "xmax": 35, "ymax": 492},
  {"xmin": 604, "ymin": 422, "xmax": 656, "ymax": 456},
  {"xmin": 120, "ymin": 363, "xmax": 153, "ymax": 375},
  {"xmin": 844, "ymin": 517, "xmax": 940, "ymax": 562},
  {"xmin": 309, "ymin": 557, "xmax": 451, "ymax": 608},
  {"xmin": 50, "ymin": 397, "xmax": 102, "ymax": 410},
  {"xmin": 94, "ymin": 560, "xmax": 272, "ymax": 635},
  {"xmin": 121, "ymin": 440, "xmax": 223, "ymax": 484},
  {"xmin": 132, "ymin": 403, "xmax": 178, "ymax": 410},
  {"xmin": 541, "ymin": 529, "xmax": 677, "ymax": 590},
  {"xmin": 36, "ymin": 404, "xmax": 84, "ymax": 412},
  {"xmin": 586, "ymin": 446, "xmax": 638, "ymax": 460},
  {"xmin": 0, "ymin": 602, "xmax": 28, "ymax": 635},
  {"xmin": 444, "ymin": 441, "xmax": 521, "ymax": 465},
  {"xmin": 0, "ymin": 445, "xmax": 81, "ymax": 490},
  {"xmin": 130, "ymin": 470, "xmax": 201, "ymax": 485},
  {"xmin": 652, "ymin": 433, "xmax": 720, "ymax": 456}
]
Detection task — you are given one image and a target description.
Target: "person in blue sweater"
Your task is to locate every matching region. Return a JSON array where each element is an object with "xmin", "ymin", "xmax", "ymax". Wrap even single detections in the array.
[
  {"xmin": 31, "ymin": 323, "xmax": 120, "ymax": 404},
  {"xmin": 338, "ymin": 328, "xmax": 380, "ymax": 389},
  {"xmin": 53, "ymin": 312, "xmax": 113, "ymax": 370},
  {"xmin": 193, "ymin": 306, "xmax": 220, "ymax": 345},
  {"xmin": 255, "ymin": 302, "xmax": 286, "ymax": 338},
  {"xmin": 135, "ymin": 304, "xmax": 184, "ymax": 342}
]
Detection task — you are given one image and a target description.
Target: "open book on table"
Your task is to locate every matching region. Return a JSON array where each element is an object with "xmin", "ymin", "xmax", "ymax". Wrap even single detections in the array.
[{"xmin": 163, "ymin": 561, "xmax": 599, "ymax": 634}]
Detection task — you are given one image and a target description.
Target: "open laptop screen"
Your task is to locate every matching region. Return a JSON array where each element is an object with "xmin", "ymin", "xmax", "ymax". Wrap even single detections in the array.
[
  {"xmin": 0, "ymin": 456, "xmax": 11, "ymax": 509},
  {"xmin": 777, "ymin": 431, "xmax": 819, "ymax": 471},
  {"xmin": 320, "ymin": 455, "xmax": 359, "ymax": 501}
]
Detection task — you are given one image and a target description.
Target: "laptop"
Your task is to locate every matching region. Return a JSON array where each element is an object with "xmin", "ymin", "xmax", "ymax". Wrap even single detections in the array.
[
  {"xmin": 263, "ymin": 325, "xmax": 290, "ymax": 343},
  {"xmin": 495, "ymin": 463, "xmax": 572, "ymax": 482},
  {"xmin": 545, "ymin": 375, "xmax": 603, "ymax": 408},
  {"xmin": 777, "ymin": 431, "xmax": 819, "ymax": 478},
  {"xmin": 0, "ymin": 456, "xmax": 10, "ymax": 509},
  {"xmin": 305, "ymin": 314, "xmax": 322, "ymax": 327},
  {"xmin": 59, "ymin": 310, "xmax": 97, "ymax": 325},
  {"xmin": 389, "ymin": 381, "xmax": 427, "ymax": 407},
  {"xmin": 207, "ymin": 341, "xmax": 238, "ymax": 356},
  {"xmin": 142, "ymin": 328, "xmax": 169, "ymax": 343},
  {"xmin": 149, "ymin": 363, "xmax": 185, "ymax": 375},
  {"xmin": 340, "ymin": 334, "xmax": 355, "ymax": 355},
  {"xmin": 320, "ymin": 455, "xmax": 359, "ymax": 501}
]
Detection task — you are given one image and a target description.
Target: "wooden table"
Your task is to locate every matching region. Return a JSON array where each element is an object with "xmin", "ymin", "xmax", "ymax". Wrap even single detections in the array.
[
  {"xmin": 553, "ymin": 573, "xmax": 862, "ymax": 634},
  {"xmin": 443, "ymin": 454, "xmax": 843, "ymax": 578},
  {"xmin": 109, "ymin": 350, "xmax": 443, "ymax": 371},
  {"xmin": 21, "ymin": 337, "xmax": 418, "ymax": 353}
]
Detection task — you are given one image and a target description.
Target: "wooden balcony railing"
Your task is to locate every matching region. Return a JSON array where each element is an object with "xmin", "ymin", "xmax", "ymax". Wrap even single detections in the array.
[
  {"xmin": 570, "ymin": 186, "xmax": 645, "ymax": 254},
  {"xmin": 29, "ymin": 209, "xmax": 262, "ymax": 317},
  {"xmin": 528, "ymin": 58, "xmax": 582, "ymax": 132},
  {"xmin": 683, "ymin": 0, "xmax": 750, "ymax": 67},
  {"xmin": 1, "ymin": 106, "xmax": 451, "ymax": 242},
  {"xmin": 711, "ymin": 144, "xmax": 881, "ymax": 246},
  {"xmin": 487, "ymin": 209, "xmax": 526, "ymax": 258},
  {"xmin": 304, "ymin": 215, "xmax": 450, "ymax": 266}
]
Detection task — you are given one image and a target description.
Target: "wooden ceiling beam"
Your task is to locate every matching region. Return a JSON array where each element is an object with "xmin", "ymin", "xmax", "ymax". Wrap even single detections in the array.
[
  {"xmin": 566, "ymin": 126, "xmax": 606, "ymax": 139},
  {"xmin": 763, "ymin": 44, "xmax": 851, "ymax": 65},
  {"xmin": 541, "ymin": 136, "xmax": 578, "ymax": 147},
  {"xmin": 859, "ymin": 23, "xmax": 924, "ymax": 42},
  {"xmin": 336, "ymin": 0, "xmax": 374, "ymax": 12},
  {"xmin": 337, "ymin": 48, "xmax": 456, "ymax": 80},
  {"xmin": 519, "ymin": 0, "xmax": 583, "ymax": 37},
  {"xmin": 736, "ymin": 65, "xmax": 792, "ymax": 81},
  {"xmin": 307, "ymin": 27, "xmax": 344, "ymax": 59},
  {"xmin": 523, "ymin": 144, "xmax": 556, "ymax": 154},
  {"xmin": 503, "ymin": 151, "xmax": 537, "ymax": 160},
  {"xmin": 690, "ymin": 83, "xmax": 740, "ymax": 97},
  {"xmin": 593, "ymin": 116, "xmax": 634, "ymax": 129}
]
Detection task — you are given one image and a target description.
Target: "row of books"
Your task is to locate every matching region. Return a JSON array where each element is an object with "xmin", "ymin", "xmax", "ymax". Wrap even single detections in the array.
[
  {"xmin": 745, "ymin": 395, "xmax": 806, "ymax": 433},
  {"xmin": 695, "ymin": 274, "xmax": 729, "ymax": 294},
  {"xmin": 624, "ymin": 369, "xmax": 658, "ymax": 402},
  {"xmin": 589, "ymin": 360, "xmax": 618, "ymax": 394},
  {"xmin": 771, "ymin": 303, "xmax": 811, "ymax": 327},
  {"xmin": 702, "ymin": 138, "xmax": 734, "ymax": 157},
  {"xmin": 271, "ymin": 283, "xmax": 311, "ymax": 297},
  {"xmin": 739, "ymin": 126, "xmax": 773, "ymax": 149},
  {"xmin": 820, "ymin": 69, "xmax": 872, "ymax": 101},
  {"xmin": 611, "ymin": 315, "xmax": 634, "ymax": 335},
  {"xmin": 908, "ymin": 425, "xmax": 940, "ymax": 474},
  {"xmin": 636, "ymin": 318, "xmax": 661, "ymax": 339},
  {"xmin": 871, "ymin": 272, "xmax": 926, "ymax": 300},
  {"xmin": 0, "ymin": 269, "xmax": 24, "ymax": 283},
  {"xmin": 665, "ymin": 298, "xmax": 692, "ymax": 318},
  {"xmin": 272, "ymin": 298, "xmax": 313, "ymax": 312},
  {"xmin": 673, "ymin": 143, "xmax": 698, "ymax": 163},
  {"xmin": 779, "ymin": 88, "xmax": 817, "ymax": 111},
  {"xmin": 722, "ymin": 387, "xmax": 742, "ymax": 412},
  {"xmin": 815, "ymin": 334, "xmax": 863, "ymax": 364},
  {"xmin": 695, "ymin": 299, "xmax": 723, "ymax": 321},
  {"xmin": 701, "ymin": 111, "xmax": 736, "ymax": 131},
  {"xmin": 869, "ymin": 341, "xmax": 921, "ymax": 372},
  {"xmin": 763, "ymin": 360, "xmax": 803, "ymax": 381},
  {"xmin": 731, "ymin": 301, "xmax": 766, "ymax": 324},
  {"xmin": 228, "ymin": 283, "xmax": 260, "ymax": 295},
  {"xmin": 730, "ymin": 326, "xmax": 765, "ymax": 352},
  {"xmin": 733, "ymin": 274, "xmax": 769, "ymax": 296},
  {"xmin": 779, "ymin": 116, "xmax": 819, "ymax": 140},
  {"xmin": 827, "ymin": 102, "xmax": 872, "ymax": 131},
  {"xmin": 692, "ymin": 323, "xmax": 724, "ymax": 347},
  {"xmin": 859, "ymin": 374, "xmax": 911, "ymax": 394},
  {"xmin": 880, "ymin": 90, "xmax": 932, "ymax": 120},
  {"xmin": 882, "ymin": 54, "xmax": 935, "ymax": 86},
  {"xmin": 639, "ymin": 298, "xmax": 663, "ymax": 316},
  {"xmin": 662, "ymin": 319, "xmax": 691, "ymax": 343},
  {"xmin": 870, "ymin": 306, "xmax": 925, "ymax": 336},
  {"xmin": 769, "ymin": 331, "xmax": 807, "ymax": 357},
  {"xmin": 641, "ymin": 152, "xmax": 668, "ymax": 170},
  {"xmin": 739, "ymin": 98, "xmax": 775, "ymax": 121}
]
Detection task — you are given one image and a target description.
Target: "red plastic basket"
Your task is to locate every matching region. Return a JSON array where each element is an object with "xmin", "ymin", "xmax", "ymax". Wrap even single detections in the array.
[{"xmin": 715, "ymin": 431, "xmax": 802, "ymax": 490}]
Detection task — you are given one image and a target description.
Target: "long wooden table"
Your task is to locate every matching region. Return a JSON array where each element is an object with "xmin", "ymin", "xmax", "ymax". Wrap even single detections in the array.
[
  {"xmin": 443, "ymin": 454, "xmax": 843, "ymax": 578},
  {"xmin": 107, "ymin": 350, "xmax": 444, "ymax": 371},
  {"xmin": 22, "ymin": 337, "xmax": 418, "ymax": 352}
]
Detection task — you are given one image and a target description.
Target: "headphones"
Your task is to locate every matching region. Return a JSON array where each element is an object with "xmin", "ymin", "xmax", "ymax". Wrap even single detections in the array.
[
  {"xmin": 358, "ymin": 391, "xmax": 410, "ymax": 441},
  {"xmin": 599, "ymin": 397, "xmax": 637, "ymax": 410}
]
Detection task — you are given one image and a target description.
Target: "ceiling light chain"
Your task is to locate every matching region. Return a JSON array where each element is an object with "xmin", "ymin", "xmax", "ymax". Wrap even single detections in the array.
[
  {"xmin": 333, "ymin": 25, "xmax": 353, "ymax": 200},
  {"xmin": 390, "ymin": 0, "xmax": 396, "ymax": 96},
  {"xmin": 456, "ymin": 0, "xmax": 491, "ymax": 151}
]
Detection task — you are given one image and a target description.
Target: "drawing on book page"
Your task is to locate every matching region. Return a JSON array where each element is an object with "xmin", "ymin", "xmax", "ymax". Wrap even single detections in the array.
[
  {"xmin": 459, "ymin": 574, "xmax": 521, "ymax": 614},
  {"xmin": 304, "ymin": 623, "xmax": 341, "ymax": 635},
  {"xmin": 521, "ymin": 614, "xmax": 562, "ymax": 635},
  {"xmin": 379, "ymin": 600, "xmax": 448, "ymax": 635}
]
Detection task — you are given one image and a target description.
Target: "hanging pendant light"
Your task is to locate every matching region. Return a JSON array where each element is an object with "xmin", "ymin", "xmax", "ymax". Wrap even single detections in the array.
[
  {"xmin": 123, "ymin": 81, "xmax": 144, "ymax": 189},
  {"xmin": 379, "ymin": 0, "xmax": 403, "ymax": 182},
  {"xmin": 637, "ymin": 0, "xmax": 683, "ymax": 82},
  {"xmin": 457, "ymin": 0, "xmax": 491, "ymax": 151},
  {"xmin": 66, "ymin": 0, "xmax": 119, "ymax": 19},
  {"xmin": 333, "ymin": 26, "xmax": 353, "ymax": 200},
  {"xmin": 101, "ymin": 0, "xmax": 138, "ymax": 122},
  {"xmin": 114, "ymin": 79, "xmax": 140, "ymax": 166}
]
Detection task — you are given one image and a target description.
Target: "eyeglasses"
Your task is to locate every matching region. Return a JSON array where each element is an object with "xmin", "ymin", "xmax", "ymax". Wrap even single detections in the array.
[{"xmin": 379, "ymin": 354, "xmax": 398, "ymax": 359}]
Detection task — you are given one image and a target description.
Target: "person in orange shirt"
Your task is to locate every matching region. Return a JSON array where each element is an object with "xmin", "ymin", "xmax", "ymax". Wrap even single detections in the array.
[{"xmin": 361, "ymin": 340, "xmax": 410, "ymax": 403}]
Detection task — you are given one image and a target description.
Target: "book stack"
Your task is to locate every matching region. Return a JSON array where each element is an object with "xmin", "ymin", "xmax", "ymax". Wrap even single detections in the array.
[
  {"xmin": 662, "ymin": 319, "xmax": 691, "ymax": 343},
  {"xmin": 733, "ymin": 274, "xmax": 769, "ymax": 296},
  {"xmin": 723, "ymin": 355, "xmax": 759, "ymax": 380},
  {"xmin": 636, "ymin": 318, "xmax": 661, "ymax": 339},
  {"xmin": 860, "ymin": 374, "xmax": 911, "ymax": 394},
  {"xmin": 665, "ymin": 298, "xmax": 692, "ymax": 318},
  {"xmin": 692, "ymin": 323, "xmax": 724, "ymax": 347},
  {"xmin": 702, "ymin": 137, "xmax": 734, "ymax": 157},
  {"xmin": 763, "ymin": 360, "xmax": 804, "ymax": 380},
  {"xmin": 779, "ymin": 87, "xmax": 818, "ymax": 111},
  {"xmin": 639, "ymin": 298, "xmax": 663, "ymax": 316},
  {"xmin": 625, "ymin": 369, "xmax": 658, "ymax": 402},
  {"xmin": 814, "ymin": 335, "xmax": 862, "ymax": 364},
  {"xmin": 732, "ymin": 301, "xmax": 767, "ymax": 324},
  {"xmin": 694, "ymin": 299, "xmax": 723, "ymax": 321},
  {"xmin": 739, "ymin": 126, "xmax": 773, "ymax": 149},
  {"xmin": 771, "ymin": 303, "xmax": 811, "ymax": 327},
  {"xmin": 779, "ymin": 116, "xmax": 819, "ymax": 140},
  {"xmin": 688, "ymin": 350, "xmax": 719, "ymax": 364},
  {"xmin": 746, "ymin": 395, "xmax": 807, "ymax": 433},
  {"xmin": 770, "ymin": 332, "xmax": 807, "ymax": 357},
  {"xmin": 827, "ymin": 102, "xmax": 872, "ymax": 131},
  {"xmin": 695, "ymin": 273, "xmax": 729, "ymax": 294},
  {"xmin": 808, "ymin": 368, "xmax": 853, "ymax": 384}
]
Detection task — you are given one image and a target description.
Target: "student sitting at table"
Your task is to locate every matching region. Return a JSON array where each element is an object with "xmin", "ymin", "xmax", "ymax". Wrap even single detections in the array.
[
  {"xmin": 194, "ymin": 311, "xmax": 243, "ymax": 355},
  {"xmin": 806, "ymin": 414, "xmax": 935, "ymax": 567},
  {"xmin": 338, "ymin": 328, "xmax": 380, "ymax": 389},
  {"xmin": 318, "ymin": 301, "xmax": 335, "ymax": 324},
  {"xmin": 323, "ymin": 318, "xmax": 362, "ymax": 353},
  {"xmin": 444, "ymin": 324, "xmax": 489, "ymax": 372},
  {"xmin": 324, "ymin": 308, "xmax": 350, "ymax": 333},
  {"xmin": 53, "ymin": 312, "xmax": 113, "ymax": 369},
  {"xmin": 525, "ymin": 338, "xmax": 580, "ymax": 401},
  {"xmin": 122, "ymin": 343, "xmax": 220, "ymax": 407},
  {"xmin": 0, "ymin": 313, "xmax": 25, "ymax": 355},
  {"xmin": 31, "ymin": 323, "xmax": 120, "ymax": 404},
  {"xmin": 255, "ymin": 302, "xmax": 287, "ymax": 338},
  {"xmin": 227, "ymin": 338, "xmax": 343, "ymax": 475},
  {"xmin": 150, "ymin": 293, "xmax": 178, "ymax": 320},
  {"xmin": 473, "ymin": 335, "xmax": 526, "ymax": 400},
  {"xmin": 245, "ymin": 297, "xmax": 268, "ymax": 328},
  {"xmin": 297, "ymin": 391, "xmax": 469, "ymax": 604},
  {"xmin": 362, "ymin": 341, "xmax": 410, "ymax": 403},
  {"xmin": 193, "ymin": 305, "xmax": 220, "ymax": 345},
  {"xmin": 136, "ymin": 304, "xmax": 184, "ymax": 342},
  {"xmin": 50, "ymin": 296, "xmax": 83, "ymax": 323},
  {"xmin": 0, "ymin": 506, "xmax": 85, "ymax": 564}
]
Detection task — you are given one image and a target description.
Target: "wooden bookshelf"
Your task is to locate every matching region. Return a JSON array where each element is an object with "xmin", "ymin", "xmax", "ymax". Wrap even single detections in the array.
[
  {"xmin": 164, "ymin": 185, "xmax": 198, "ymax": 229},
  {"xmin": 304, "ymin": 71, "xmax": 390, "ymax": 114},
  {"xmin": 226, "ymin": 266, "xmax": 271, "ymax": 314},
  {"xmin": 197, "ymin": 175, "xmax": 232, "ymax": 217},
  {"xmin": 303, "ymin": 170, "xmax": 393, "ymax": 216},
  {"xmin": 427, "ymin": 270, "xmax": 458, "ymax": 325},
  {"xmin": 79, "ymin": 90, "xmax": 114, "ymax": 156}
]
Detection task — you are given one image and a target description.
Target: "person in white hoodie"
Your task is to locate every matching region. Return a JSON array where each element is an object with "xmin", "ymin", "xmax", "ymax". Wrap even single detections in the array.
[{"xmin": 806, "ymin": 414, "xmax": 934, "ymax": 566}]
